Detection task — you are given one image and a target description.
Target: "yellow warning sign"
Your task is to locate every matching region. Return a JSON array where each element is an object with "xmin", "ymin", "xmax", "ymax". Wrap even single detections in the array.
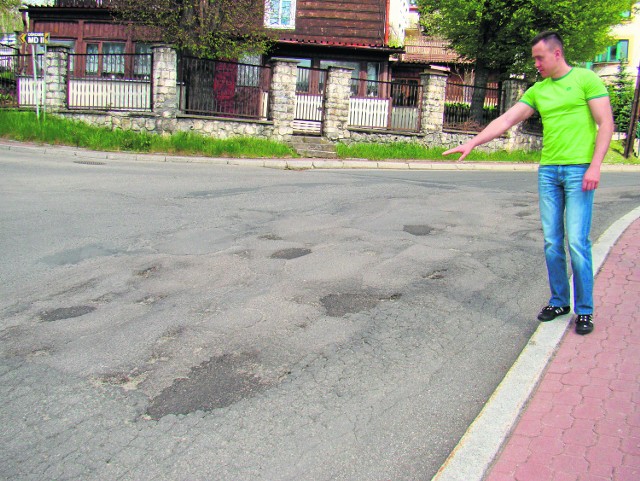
[{"xmin": 19, "ymin": 32, "xmax": 50, "ymax": 45}]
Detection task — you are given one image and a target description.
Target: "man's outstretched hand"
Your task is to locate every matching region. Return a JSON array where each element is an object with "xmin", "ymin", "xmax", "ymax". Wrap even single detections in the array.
[{"xmin": 442, "ymin": 143, "xmax": 473, "ymax": 161}]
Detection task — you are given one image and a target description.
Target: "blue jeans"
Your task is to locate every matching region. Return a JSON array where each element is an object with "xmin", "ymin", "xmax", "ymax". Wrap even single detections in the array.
[{"xmin": 538, "ymin": 164, "xmax": 595, "ymax": 315}]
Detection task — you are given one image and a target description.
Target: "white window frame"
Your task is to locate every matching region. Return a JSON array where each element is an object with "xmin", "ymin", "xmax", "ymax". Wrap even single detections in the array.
[{"xmin": 264, "ymin": 0, "xmax": 296, "ymax": 29}]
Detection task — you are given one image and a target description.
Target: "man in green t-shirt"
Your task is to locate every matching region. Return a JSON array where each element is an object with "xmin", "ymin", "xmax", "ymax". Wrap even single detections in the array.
[{"xmin": 444, "ymin": 31, "xmax": 614, "ymax": 335}]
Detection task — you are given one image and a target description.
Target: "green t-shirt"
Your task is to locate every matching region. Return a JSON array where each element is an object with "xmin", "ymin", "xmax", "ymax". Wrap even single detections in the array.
[{"xmin": 519, "ymin": 67, "xmax": 608, "ymax": 165}]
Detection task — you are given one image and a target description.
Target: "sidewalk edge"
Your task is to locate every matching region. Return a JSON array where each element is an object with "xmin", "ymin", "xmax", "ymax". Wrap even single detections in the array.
[{"xmin": 430, "ymin": 204, "xmax": 640, "ymax": 481}]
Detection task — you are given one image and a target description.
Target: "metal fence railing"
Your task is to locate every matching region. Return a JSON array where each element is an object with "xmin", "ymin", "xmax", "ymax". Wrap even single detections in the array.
[
  {"xmin": 0, "ymin": 54, "xmax": 20, "ymax": 108},
  {"xmin": 522, "ymin": 112, "xmax": 543, "ymax": 135},
  {"xmin": 444, "ymin": 81, "xmax": 502, "ymax": 131},
  {"xmin": 178, "ymin": 56, "xmax": 271, "ymax": 119},
  {"xmin": 349, "ymin": 78, "xmax": 422, "ymax": 132},
  {"xmin": 67, "ymin": 53, "xmax": 153, "ymax": 111}
]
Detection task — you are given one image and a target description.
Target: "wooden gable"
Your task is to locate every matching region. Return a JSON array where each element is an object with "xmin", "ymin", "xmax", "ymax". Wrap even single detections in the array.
[{"xmin": 279, "ymin": 0, "xmax": 389, "ymax": 49}]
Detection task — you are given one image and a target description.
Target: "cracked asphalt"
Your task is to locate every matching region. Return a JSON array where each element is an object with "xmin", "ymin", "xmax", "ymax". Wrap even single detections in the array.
[{"xmin": 1, "ymin": 146, "xmax": 639, "ymax": 480}]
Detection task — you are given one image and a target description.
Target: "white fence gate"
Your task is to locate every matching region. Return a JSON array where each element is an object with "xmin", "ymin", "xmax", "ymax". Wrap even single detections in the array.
[{"xmin": 294, "ymin": 94, "xmax": 323, "ymax": 134}]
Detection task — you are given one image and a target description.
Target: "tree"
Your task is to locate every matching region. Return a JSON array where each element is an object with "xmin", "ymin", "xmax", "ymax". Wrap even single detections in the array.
[
  {"xmin": 607, "ymin": 63, "xmax": 635, "ymax": 133},
  {"xmin": 0, "ymin": 0, "xmax": 22, "ymax": 35},
  {"xmin": 417, "ymin": 0, "xmax": 636, "ymax": 123},
  {"xmin": 108, "ymin": 0, "xmax": 275, "ymax": 60}
]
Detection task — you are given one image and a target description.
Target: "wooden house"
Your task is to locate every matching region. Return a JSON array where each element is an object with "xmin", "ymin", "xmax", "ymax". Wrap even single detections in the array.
[
  {"xmin": 21, "ymin": 0, "xmax": 409, "ymax": 84},
  {"xmin": 21, "ymin": 0, "xmax": 155, "ymax": 78}
]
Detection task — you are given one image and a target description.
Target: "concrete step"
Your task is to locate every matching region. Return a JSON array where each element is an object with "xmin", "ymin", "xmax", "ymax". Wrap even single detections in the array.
[{"xmin": 290, "ymin": 136, "xmax": 338, "ymax": 159}]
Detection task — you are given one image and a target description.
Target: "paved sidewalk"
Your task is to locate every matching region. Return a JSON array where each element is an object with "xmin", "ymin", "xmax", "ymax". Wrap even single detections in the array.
[{"xmin": 484, "ymin": 218, "xmax": 640, "ymax": 481}]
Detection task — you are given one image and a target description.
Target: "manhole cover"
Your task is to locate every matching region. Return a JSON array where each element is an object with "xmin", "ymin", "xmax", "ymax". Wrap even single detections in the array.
[{"xmin": 73, "ymin": 160, "xmax": 106, "ymax": 166}]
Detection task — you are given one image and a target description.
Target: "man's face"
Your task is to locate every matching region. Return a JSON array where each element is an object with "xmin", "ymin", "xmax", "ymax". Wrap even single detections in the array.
[{"xmin": 532, "ymin": 40, "xmax": 560, "ymax": 78}]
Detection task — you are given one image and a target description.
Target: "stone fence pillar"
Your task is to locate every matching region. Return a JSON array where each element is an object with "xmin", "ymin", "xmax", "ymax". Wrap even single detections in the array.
[
  {"xmin": 502, "ymin": 79, "xmax": 536, "ymax": 149},
  {"xmin": 44, "ymin": 45, "xmax": 70, "ymax": 112},
  {"xmin": 323, "ymin": 66, "xmax": 353, "ymax": 142},
  {"xmin": 420, "ymin": 69, "xmax": 448, "ymax": 136},
  {"xmin": 152, "ymin": 45, "xmax": 178, "ymax": 119},
  {"xmin": 269, "ymin": 58, "xmax": 298, "ymax": 142}
]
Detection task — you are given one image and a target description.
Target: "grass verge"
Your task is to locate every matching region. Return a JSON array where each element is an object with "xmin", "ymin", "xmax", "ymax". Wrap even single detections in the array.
[
  {"xmin": 0, "ymin": 110, "xmax": 297, "ymax": 158},
  {"xmin": 337, "ymin": 140, "xmax": 639, "ymax": 164},
  {"xmin": 336, "ymin": 141, "xmax": 542, "ymax": 162}
]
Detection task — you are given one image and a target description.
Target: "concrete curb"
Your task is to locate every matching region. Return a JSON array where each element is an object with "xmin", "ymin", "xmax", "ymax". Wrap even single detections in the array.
[
  {"xmin": 2, "ymin": 140, "xmax": 639, "ymax": 172},
  {"xmin": 431, "ymin": 204, "xmax": 640, "ymax": 481}
]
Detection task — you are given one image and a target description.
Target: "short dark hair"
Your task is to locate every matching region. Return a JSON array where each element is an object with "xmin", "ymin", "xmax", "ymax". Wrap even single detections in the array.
[{"xmin": 531, "ymin": 31, "xmax": 564, "ymax": 52}]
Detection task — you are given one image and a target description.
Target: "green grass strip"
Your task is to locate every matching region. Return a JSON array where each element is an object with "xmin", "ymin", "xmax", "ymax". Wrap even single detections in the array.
[
  {"xmin": 0, "ymin": 110, "xmax": 296, "ymax": 158},
  {"xmin": 336, "ymin": 141, "xmax": 540, "ymax": 162}
]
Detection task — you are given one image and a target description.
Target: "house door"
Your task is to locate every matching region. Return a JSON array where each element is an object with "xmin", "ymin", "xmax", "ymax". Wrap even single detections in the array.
[{"xmin": 294, "ymin": 67, "xmax": 327, "ymax": 135}]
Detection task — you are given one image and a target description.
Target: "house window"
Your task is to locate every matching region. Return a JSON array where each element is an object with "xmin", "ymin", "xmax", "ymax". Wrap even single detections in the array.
[
  {"xmin": 319, "ymin": 60, "xmax": 383, "ymax": 96},
  {"xmin": 265, "ymin": 0, "xmax": 296, "ymax": 29},
  {"xmin": 594, "ymin": 40, "xmax": 629, "ymax": 63},
  {"xmin": 103, "ymin": 42, "xmax": 125, "ymax": 77},
  {"xmin": 86, "ymin": 43, "xmax": 99, "ymax": 75},
  {"xmin": 134, "ymin": 43, "xmax": 152, "ymax": 78}
]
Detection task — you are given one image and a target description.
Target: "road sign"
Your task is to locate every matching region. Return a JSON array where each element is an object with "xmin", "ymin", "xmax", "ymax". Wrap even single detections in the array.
[{"xmin": 19, "ymin": 32, "xmax": 50, "ymax": 45}]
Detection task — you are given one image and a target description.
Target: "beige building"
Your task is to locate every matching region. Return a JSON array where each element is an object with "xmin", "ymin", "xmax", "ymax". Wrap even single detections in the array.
[{"xmin": 590, "ymin": 3, "xmax": 640, "ymax": 80}]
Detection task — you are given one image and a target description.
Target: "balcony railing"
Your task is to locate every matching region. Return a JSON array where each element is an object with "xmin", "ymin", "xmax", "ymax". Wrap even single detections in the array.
[{"xmin": 399, "ymin": 36, "xmax": 471, "ymax": 64}]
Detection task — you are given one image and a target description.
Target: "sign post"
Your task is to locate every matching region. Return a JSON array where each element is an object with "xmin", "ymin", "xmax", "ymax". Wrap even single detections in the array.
[{"xmin": 19, "ymin": 33, "xmax": 50, "ymax": 120}]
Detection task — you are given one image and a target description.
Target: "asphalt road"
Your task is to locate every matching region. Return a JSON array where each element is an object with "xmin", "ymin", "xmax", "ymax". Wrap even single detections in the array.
[{"xmin": 1, "ymin": 148, "xmax": 639, "ymax": 481}]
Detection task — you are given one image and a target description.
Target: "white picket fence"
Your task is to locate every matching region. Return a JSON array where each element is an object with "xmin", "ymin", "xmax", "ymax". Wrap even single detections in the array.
[
  {"xmin": 293, "ymin": 94, "xmax": 419, "ymax": 133},
  {"xmin": 68, "ymin": 78, "xmax": 151, "ymax": 110},
  {"xmin": 17, "ymin": 76, "xmax": 151, "ymax": 110},
  {"xmin": 18, "ymin": 76, "xmax": 43, "ymax": 106},
  {"xmin": 350, "ymin": 97, "xmax": 419, "ymax": 131}
]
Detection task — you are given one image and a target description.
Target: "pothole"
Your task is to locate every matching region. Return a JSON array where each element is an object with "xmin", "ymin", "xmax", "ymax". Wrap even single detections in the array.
[
  {"xmin": 321, "ymin": 292, "xmax": 401, "ymax": 317},
  {"xmin": 516, "ymin": 210, "xmax": 534, "ymax": 218},
  {"xmin": 259, "ymin": 233, "xmax": 283, "ymax": 241},
  {"xmin": 39, "ymin": 305, "xmax": 96, "ymax": 322},
  {"xmin": 423, "ymin": 269, "xmax": 447, "ymax": 280},
  {"xmin": 270, "ymin": 247, "xmax": 312, "ymax": 260},
  {"xmin": 135, "ymin": 265, "xmax": 160, "ymax": 278},
  {"xmin": 145, "ymin": 354, "xmax": 268, "ymax": 419},
  {"xmin": 404, "ymin": 225, "xmax": 435, "ymax": 236},
  {"xmin": 96, "ymin": 371, "xmax": 148, "ymax": 391}
]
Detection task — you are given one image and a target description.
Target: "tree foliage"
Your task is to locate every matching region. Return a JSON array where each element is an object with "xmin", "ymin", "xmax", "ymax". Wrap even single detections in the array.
[
  {"xmin": 108, "ymin": 0, "xmax": 275, "ymax": 59},
  {"xmin": 0, "ymin": 0, "xmax": 22, "ymax": 34},
  {"xmin": 0, "ymin": 0, "xmax": 20, "ymax": 10},
  {"xmin": 607, "ymin": 64, "xmax": 636, "ymax": 134},
  {"xmin": 417, "ymin": 0, "xmax": 637, "ymax": 80}
]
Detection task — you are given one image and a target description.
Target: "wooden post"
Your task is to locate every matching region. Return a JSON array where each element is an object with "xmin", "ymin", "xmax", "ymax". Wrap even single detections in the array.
[{"xmin": 623, "ymin": 61, "xmax": 640, "ymax": 158}]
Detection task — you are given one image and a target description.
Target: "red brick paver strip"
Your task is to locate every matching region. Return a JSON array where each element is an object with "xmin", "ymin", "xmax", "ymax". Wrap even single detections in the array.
[{"xmin": 485, "ymin": 218, "xmax": 640, "ymax": 481}]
